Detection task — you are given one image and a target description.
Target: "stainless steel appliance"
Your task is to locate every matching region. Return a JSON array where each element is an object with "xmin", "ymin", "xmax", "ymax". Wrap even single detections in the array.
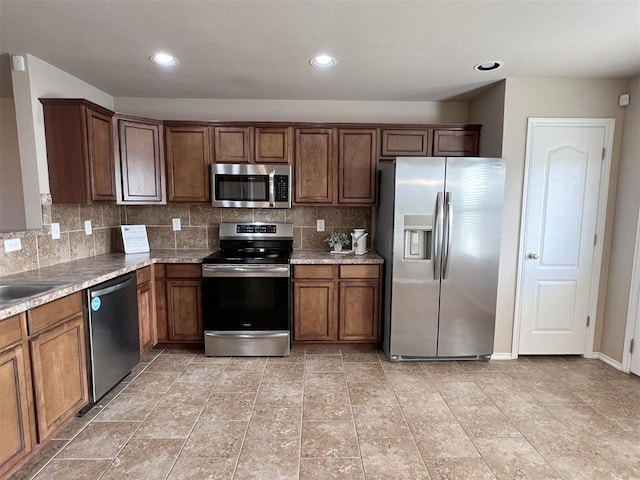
[
  {"xmin": 86, "ymin": 273, "xmax": 140, "ymax": 403},
  {"xmin": 202, "ymin": 222, "xmax": 293, "ymax": 356},
  {"xmin": 211, "ymin": 164, "xmax": 292, "ymax": 208},
  {"xmin": 377, "ymin": 157, "xmax": 505, "ymax": 360}
]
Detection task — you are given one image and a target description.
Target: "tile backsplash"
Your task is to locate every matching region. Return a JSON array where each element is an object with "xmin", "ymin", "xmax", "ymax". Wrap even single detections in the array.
[{"xmin": 1, "ymin": 202, "xmax": 373, "ymax": 277}]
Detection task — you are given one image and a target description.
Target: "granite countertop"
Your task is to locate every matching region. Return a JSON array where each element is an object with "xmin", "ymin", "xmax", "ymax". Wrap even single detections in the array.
[{"xmin": 0, "ymin": 249, "xmax": 383, "ymax": 320}]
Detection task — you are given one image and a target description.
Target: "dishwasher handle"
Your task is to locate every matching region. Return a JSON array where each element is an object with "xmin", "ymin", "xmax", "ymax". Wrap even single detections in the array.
[{"xmin": 90, "ymin": 276, "xmax": 135, "ymax": 298}]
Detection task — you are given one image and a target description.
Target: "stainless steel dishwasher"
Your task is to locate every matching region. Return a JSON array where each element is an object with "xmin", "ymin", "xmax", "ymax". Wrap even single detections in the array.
[{"xmin": 86, "ymin": 272, "xmax": 140, "ymax": 405}]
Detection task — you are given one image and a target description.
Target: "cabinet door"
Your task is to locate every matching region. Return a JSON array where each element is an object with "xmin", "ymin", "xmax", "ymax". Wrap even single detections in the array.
[
  {"xmin": 154, "ymin": 265, "xmax": 169, "ymax": 343},
  {"xmin": 214, "ymin": 127, "xmax": 252, "ymax": 163},
  {"xmin": 30, "ymin": 315, "xmax": 89, "ymax": 441},
  {"xmin": 338, "ymin": 129, "xmax": 377, "ymax": 204},
  {"xmin": 432, "ymin": 129, "xmax": 480, "ymax": 157},
  {"xmin": 293, "ymin": 281, "xmax": 336, "ymax": 341},
  {"xmin": 0, "ymin": 345, "xmax": 32, "ymax": 478},
  {"xmin": 117, "ymin": 118, "xmax": 166, "ymax": 203},
  {"xmin": 137, "ymin": 281, "xmax": 157, "ymax": 355},
  {"xmin": 165, "ymin": 125, "xmax": 211, "ymax": 202},
  {"xmin": 381, "ymin": 129, "xmax": 431, "ymax": 157},
  {"xmin": 338, "ymin": 280, "xmax": 380, "ymax": 341},
  {"xmin": 166, "ymin": 280, "xmax": 203, "ymax": 341},
  {"xmin": 294, "ymin": 128, "xmax": 335, "ymax": 204},
  {"xmin": 86, "ymin": 107, "xmax": 117, "ymax": 201},
  {"xmin": 255, "ymin": 127, "xmax": 292, "ymax": 164}
]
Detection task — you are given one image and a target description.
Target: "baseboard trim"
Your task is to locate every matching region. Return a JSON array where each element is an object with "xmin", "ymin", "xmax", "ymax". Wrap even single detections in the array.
[
  {"xmin": 490, "ymin": 353, "xmax": 515, "ymax": 360},
  {"xmin": 593, "ymin": 352, "xmax": 625, "ymax": 371}
]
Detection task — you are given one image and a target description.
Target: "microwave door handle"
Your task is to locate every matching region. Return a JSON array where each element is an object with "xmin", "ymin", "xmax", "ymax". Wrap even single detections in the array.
[{"xmin": 269, "ymin": 170, "xmax": 275, "ymax": 206}]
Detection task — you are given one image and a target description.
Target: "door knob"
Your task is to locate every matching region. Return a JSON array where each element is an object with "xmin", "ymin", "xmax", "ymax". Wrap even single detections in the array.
[{"xmin": 527, "ymin": 252, "xmax": 539, "ymax": 259}]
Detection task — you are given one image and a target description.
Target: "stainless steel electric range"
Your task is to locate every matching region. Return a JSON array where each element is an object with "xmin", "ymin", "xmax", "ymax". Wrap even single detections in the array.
[{"xmin": 201, "ymin": 222, "xmax": 293, "ymax": 357}]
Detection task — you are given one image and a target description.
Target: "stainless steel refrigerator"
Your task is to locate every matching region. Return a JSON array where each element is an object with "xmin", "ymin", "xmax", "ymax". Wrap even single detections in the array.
[{"xmin": 376, "ymin": 157, "xmax": 505, "ymax": 360}]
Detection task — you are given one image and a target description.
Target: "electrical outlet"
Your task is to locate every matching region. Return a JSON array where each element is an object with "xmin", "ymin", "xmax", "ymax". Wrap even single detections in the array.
[
  {"xmin": 4, "ymin": 238, "xmax": 22, "ymax": 252},
  {"xmin": 84, "ymin": 220, "xmax": 92, "ymax": 235},
  {"xmin": 51, "ymin": 222, "xmax": 61, "ymax": 239},
  {"xmin": 317, "ymin": 219, "xmax": 325, "ymax": 232},
  {"xmin": 172, "ymin": 218, "xmax": 181, "ymax": 231}
]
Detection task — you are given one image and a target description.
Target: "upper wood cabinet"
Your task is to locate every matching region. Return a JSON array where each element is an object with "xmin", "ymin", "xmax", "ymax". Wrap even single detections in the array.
[
  {"xmin": 433, "ymin": 129, "xmax": 480, "ymax": 157},
  {"xmin": 40, "ymin": 98, "xmax": 116, "ymax": 204},
  {"xmin": 214, "ymin": 126, "xmax": 252, "ymax": 163},
  {"xmin": 254, "ymin": 127, "xmax": 292, "ymax": 164},
  {"xmin": 213, "ymin": 126, "xmax": 292, "ymax": 164},
  {"xmin": 381, "ymin": 129, "xmax": 432, "ymax": 157},
  {"xmin": 115, "ymin": 116, "xmax": 166, "ymax": 204},
  {"xmin": 294, "ymin": 128, "xmax": 335, "ymax": 204},
  {"xmin": 165, "ymin": 124, "xmax": 212, "ymax": 202},
  {"xmin": 338, "ymin": 129, "xmax": 377, "ymax": 204}
]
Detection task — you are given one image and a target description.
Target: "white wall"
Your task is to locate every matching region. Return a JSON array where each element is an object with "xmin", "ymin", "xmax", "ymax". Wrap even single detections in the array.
[
  {"xmin": 0, "ymin": 97, "xmax": 26, "ymax": 230},
  {"xmin": 496, "ymin": 77, "xmax": 627, "ymax": 356},
  {"xmin": 469, "ymin": 81, "xmax": 506, "ymax": 158},
  {"xmin": 602, "ymin": 75, "xmax": 640, "ymax": 362},
  {"xmin": 10, "ymin": 54, "xmax": 113, "ymax": 228},
  {"xmin": 114, "ymin": 98, "xmax": 469, "ymax": 124}
]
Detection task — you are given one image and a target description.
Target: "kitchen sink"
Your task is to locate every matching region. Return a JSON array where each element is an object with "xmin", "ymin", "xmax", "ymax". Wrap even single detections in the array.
[{"xmin": 0, "ymin": 282, "xmax": 71, "ymax": 308}]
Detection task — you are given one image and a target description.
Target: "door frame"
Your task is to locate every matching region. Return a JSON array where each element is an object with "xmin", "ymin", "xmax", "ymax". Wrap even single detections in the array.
[
  {"xmin": 622, "ymin": 208, "xmax": 640, "ymax": 373},
  {"xmin": 512, "ymin": 118, "xmax": 615, "ymax": 358}
]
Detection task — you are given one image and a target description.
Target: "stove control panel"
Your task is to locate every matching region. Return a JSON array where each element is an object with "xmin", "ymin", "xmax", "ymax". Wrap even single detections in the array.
[{"xmin": 236, "ymin": 224, "xmax": 277, "ymax": 234}]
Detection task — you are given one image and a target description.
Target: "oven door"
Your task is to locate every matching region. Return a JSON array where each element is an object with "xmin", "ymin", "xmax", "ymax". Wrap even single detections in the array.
[{"xmin": 202, "ymin": 264, "xmax": 291, "ymax": 356}]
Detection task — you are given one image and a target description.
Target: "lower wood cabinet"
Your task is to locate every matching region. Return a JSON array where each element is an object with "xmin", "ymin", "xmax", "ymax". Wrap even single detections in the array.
[
  {"xmin": 0, "ymin": 314, "xmax": 32, "ymax": 479},
  {"xmin": 137, "ymin": 266, "xmax": 157, "ymax": 355},
  {"xmin": 155, "ymin": 264, "xmax": 203, "ymax": 344},
  {"xmin": 292, "ymin": 264, "xmax": 381, "ymax": 343}
]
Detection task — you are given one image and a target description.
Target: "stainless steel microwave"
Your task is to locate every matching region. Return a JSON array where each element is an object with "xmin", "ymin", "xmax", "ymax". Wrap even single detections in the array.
[{"xmin": 211, "ymin": 164, "xmax": 292, "ymax": 208}]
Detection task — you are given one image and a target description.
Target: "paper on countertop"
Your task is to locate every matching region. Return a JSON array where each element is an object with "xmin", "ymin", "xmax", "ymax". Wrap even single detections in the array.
[{"xmin": 121, "ymin": 225, "xmax": 150, "ymax": 254}]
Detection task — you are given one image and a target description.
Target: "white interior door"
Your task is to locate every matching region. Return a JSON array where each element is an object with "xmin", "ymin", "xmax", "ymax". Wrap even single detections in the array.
[
  {"xmin": 518, "ymin": 120, "xmax": 609, "ymax": 355},
  {"xmin": 624, "ymin": 209, "xmax": 640, "ymax": 376},
  {"xmin": 631, "ymin": 313, "xmax": 640, "ymax": 376}
]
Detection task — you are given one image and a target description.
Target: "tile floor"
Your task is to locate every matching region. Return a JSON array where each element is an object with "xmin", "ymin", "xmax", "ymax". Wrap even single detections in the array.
[{"xmin": 9, "ymin": 347, "xmax": 640, "ymax": 480}]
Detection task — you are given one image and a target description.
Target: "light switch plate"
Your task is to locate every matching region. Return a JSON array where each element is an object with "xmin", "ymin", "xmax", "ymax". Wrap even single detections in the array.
[
  {"xmin": 51, "ymin": 222, "xmax": 61, "ymax": 239},
  {"xmin": 84, "ymin": 220, "xmax": 92, "ymax": 235},
  {"xmin": 172, "ymin": 218, "xmax": 181, "ymax": 231},
  {"xmin": 317, "ymin": 219, "xmax": 325, "ymax": 232},
  {"xmin": 4, "ymin": 238, "xmax": 22, "ymax": 252}
]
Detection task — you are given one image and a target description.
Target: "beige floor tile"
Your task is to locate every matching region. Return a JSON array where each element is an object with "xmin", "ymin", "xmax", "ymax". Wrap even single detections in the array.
[
  {"xmin": 437, "ymin": 381, "xmax": 492, "ymax": 406},
  {"xmin": 135, "ymin": 402, "xmax": 203, "ymax": 439},
  {"xmin": 190, "ymin": 353, "xmax": 231, "ymax": 364},
  {"xmin": 225, "ymin": 357, "xmax": 268, "ymax": 371},
  {"xmin": 348, "ymin": 381, "xmax": 399, "ymax": 406},
  {"xmin": 305, "ymin": 346, "xmax": 342, "ymax": 355},
  {"xmin": 159, "ymin": 381, "xmax": 214, "ymax": 407},
  {"xmin": 256, "ymin": 381, "xmax": 304, "ymax": 405},
  {"xmin": 176, "ymin": 363, "xmax": 224, "ymax": 383},
  {"xmin": 201, "ymin": 393, "xmax": 257, "ymax": 420},
  {"xmin": 385, "ymin": 370, "xmax": 438, "ymax": 392},
  {"xmin": 92, "ymin": 393, "xmax": 163, "ymax": 422},
  {"xmin": 450, "ymin": 404, "xmax": 522, "ymax": 438},
  {"xmin": 473, "ymin": 437, "xmax": 561, "ymax": 480},
  {"xmin": 342, "ymin": 351, "xmax": 380, "ymax": 363},
  {"xmin": 516, "ymin": 419, "xmax": 599, "ymax": 458},
  {"xmin": 527, "ymin": 382, "xmax": 585, "ymax": 405},
  {"xmin": 589, "ymin": 435, "xmax": 640, "ymax": 478},
  {"xmin": 396, "ymin": 391, "xmax": 457, "ymax": 423},
  {"xmin": 50, "ymin": 416, "xmax": 92, "ymax": 440},
  {"xmin": 32, "ymin": 459, "xmax": 111, "ymax": 480},
  {"xmin": 359, "ymin": 437, "xmax": 429, "ymax": 480},
  {"xmin": 181, "ymin": 420, "xmax": 248, "ymax": 458},
  {"xmin": 303, "ymin": 393, "xmax": 353, "ymax": 421},
  {"xmin": 8, "ymin": 440, "xmax": 67, "ymax": 480},
  {"xmin": 122, "ymin": 370, "xmax": 181, "ymax": 395},
  {"xmin": 302, "ymin": 420, "xmax": 359, "ymax": 458},
  {"xmin": 56, "ymin": 422, "xmax": 138, "ymax": 459},
  {"xmin": 353, "ymin": 405, "xmax": 411, "ymax": 438},
  {"xmin": 100, "ymin": 438, "xmax": 183, "ymax": 480},
  {"xmin": 247, "ymin": 404, "xmax": 302, "ymax": 438},
  {"xmin": 214, "ymin": 371, "xmax": 263, "ymax": 393},
  {"xmin": 262, "ymin": 362, "xmax": 305, "ymax": 382},
  {"xmin": 493, "ymin": 400, "xmax": 557, "ymax": 423},
  {"xmin": 299, "ymin": 458, "xmax": 365, "ymax": 480},
  {"xmin": 409, "ymin": 420, "xmax": 480, "ymax": 459},
  {"xmin": 305, "ymin": 355, "xmax": 345, "ymax": 372},
  {"xmin": 424, "ymin": 457, "xmax": 498, "ymax": 480},
  {"xmin": 343, "ymin": 362, "xmax": 386, "ymax": 381},
  {"xmin": 234, "ymin": 437, "xmax": 300, "ymax": 480},
  {"xmin": 380, "ymin": 360, "xmax": 424, "ymax": 373},
  {"xmin": 167, "ymin": 457, "xmax": 236, "ymax": 480},
  {"xmin": 304, "ymin": 371, "xmax": 349, "ymax": 395},
  {"xmin": 547, "ymin": 455, "xmax": 626, "ymax": 480},
  {"xmin": 267, "ymin": 349, "xmax": 305, "ymax": 363},
  {"xmin": 546, "ymin": 404, "xmax": 623, "ymax": 436},
  {"xmin": 146, "ymin": 353, "xmax": 194, "ymax": 371}
]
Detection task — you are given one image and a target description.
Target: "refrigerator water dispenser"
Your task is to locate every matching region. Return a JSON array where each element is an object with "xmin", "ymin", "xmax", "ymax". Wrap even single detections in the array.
[{"xmin": 403, "ymin": 215, "xmax": 432, "ymax": 260}]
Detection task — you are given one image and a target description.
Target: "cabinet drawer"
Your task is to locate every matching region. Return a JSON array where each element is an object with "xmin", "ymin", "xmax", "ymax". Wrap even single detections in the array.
[
  {"xmin": 339, "ymin": 265, "xmax": 380, "ymax": 279},
  {"xmin": 166, "ymin": 264, "xmax": 201, "ymax": 279},
  {"xmin": 28, "ymin": 292, "xmax": 84, "ymax": 335},
  {"xmin": 137, "ymin": 266, "xmax": 152, "ymax": 285},
  {"xmin": 381, "ymin": 129, "xmax": 431, "ymax": 156},
  {"xmin": 0, "ymin": 313, "xmax": 23, "ymax": 351},
  {"xmin": 294, "ymin": 265, "xmax": 334, "ymax": 279}
]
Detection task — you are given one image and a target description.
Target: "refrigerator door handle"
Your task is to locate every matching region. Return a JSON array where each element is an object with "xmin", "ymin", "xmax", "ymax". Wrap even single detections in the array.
[
  {"xmin": 433, "ymin": 192, "xmax": 444, "ymax": 279},
  {"xmin": 443, "ymin": 191, "xmax": 453, "ymax": 279}
]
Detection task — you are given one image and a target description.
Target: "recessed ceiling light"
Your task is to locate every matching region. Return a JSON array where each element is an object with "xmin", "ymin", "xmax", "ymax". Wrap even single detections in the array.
[
  {"xmin": 310, "ymin": 55, "xmax": 336, "ymax": 68},
  {"xmin": 474, "ymin": 61, "xmax": 503, "ymax": 72},
  {"xmin": 149, "ymin": 52, "xmax": 179, "ymax": 66}
]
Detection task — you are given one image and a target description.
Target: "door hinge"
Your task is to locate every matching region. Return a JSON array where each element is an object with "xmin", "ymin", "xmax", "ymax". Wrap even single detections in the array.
[
  {"xmin": 594, "ymin": 234, "xmax": 597, "ymax": 246},
  {"xmin": 602, "ymin": 147, "xmax": 606, "ymax": 160},
  {"xmin": 586, "ymin": 315, "xmax": 590, "ymax": 327},
  {"xmin": 631, "ymin": 338, "xmax": 635, "ymax": 354}
]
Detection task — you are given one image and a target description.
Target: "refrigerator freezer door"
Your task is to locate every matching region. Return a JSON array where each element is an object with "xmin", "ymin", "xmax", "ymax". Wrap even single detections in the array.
[
  {"xmin": 389, "ymin": 157, "xmax": 445, "ymax": 357},
  {"xmin": 438, "ymin": 157, "xmax": 505, "ymax": 357}
]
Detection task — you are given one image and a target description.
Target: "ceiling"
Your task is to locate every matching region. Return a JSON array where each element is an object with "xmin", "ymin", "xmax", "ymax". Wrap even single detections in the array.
[{"xmin": 1, "ymin": 0, "xmax": 639, "ymax": 101}]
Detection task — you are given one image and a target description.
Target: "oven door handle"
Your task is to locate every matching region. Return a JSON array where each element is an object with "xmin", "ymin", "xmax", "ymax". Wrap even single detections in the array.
[
  {"xmin": 202, "ymin": 264, "xmax": 290, "ymax": 278},
  {"xmin": 206, "ymin": 331, "xmax": 289, "ymax": 339},
  {"xmin": 269, "ymin": 169, "xmax": 275, "ymax": 207}
]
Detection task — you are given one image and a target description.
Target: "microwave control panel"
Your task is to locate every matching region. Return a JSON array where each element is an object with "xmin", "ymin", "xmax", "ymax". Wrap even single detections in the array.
[{"xmin": 275, "ymin": 175, "xmax": 289, "ymax": 201}]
